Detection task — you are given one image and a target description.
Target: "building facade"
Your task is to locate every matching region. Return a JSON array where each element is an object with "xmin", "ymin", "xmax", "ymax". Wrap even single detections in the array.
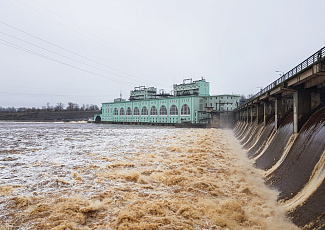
[
  {"xmin": 205, "ymin": 95, "xmax": 241, "ymax": 111},
  {"xmin": 95, "ymin": 79, "xmax": 240, "ymax": 124}
]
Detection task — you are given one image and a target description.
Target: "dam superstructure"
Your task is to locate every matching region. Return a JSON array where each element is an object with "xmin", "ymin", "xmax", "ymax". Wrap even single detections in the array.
[
  {"xmin": 234, "ymin": 46, "xmax": 325, "ymax": 229},
  {"xmin": 95, "ymin": 78, "xmax": 240, "ymax": 125}
]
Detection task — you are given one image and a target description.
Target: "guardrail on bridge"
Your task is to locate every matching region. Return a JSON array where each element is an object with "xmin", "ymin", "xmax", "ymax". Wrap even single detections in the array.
[{"xmin": 240, "ymin": 46, "xmax": 325, "ymax": 108}]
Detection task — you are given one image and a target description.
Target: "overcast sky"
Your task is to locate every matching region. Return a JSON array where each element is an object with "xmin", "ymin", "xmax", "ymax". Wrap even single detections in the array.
[{"xmin": 1, "ymin": 0, "xmax": 324, "ymax": 108}]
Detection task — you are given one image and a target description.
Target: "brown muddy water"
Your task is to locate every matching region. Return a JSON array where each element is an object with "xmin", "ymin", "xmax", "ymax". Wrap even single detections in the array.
[{"xmin": 0, "ymin": 122, "xmax": 298, "ymax": 229}]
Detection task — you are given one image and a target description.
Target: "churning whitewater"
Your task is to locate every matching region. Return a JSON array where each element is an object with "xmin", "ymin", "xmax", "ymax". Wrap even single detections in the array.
[{"xmin": 0, "ymin": 122, "xmax": 298, "ymax": 229}]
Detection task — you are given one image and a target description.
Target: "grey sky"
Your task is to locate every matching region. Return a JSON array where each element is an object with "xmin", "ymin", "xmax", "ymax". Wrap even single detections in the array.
[{"xmin": 1, "ymin": 0, "xmax": 324, "ymax": 108}]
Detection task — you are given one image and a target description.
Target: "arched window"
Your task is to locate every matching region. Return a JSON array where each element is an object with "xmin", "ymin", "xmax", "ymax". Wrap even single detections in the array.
[
  {"xmin": 134, "ymin": 107, "xmax": 140, "ymax": 115},
  {"xmin": 181, "ymin": 104, "xmax": 190, "ymax": 115},
  {"xmin": 141, "ymin": 106, "xmax": 148, "ymax": 115},
  {"xmin": 150, "ymin": 106, "xmax": 157, "ymax": 115},
  {"xmin": 170, "ymin": 105, "xmax": 178, "ymax": 115},
  {"xmin": 120, "ymin": 108, "xmax": 125, "ymax": 115},
  {"xmin": 159, "ymin": 105, "xmax": 167, "ymax": 115},
  {"xmin": 113, "ymin": 108, "xmax": 118, "ymax": 116},
  {"xmin": 126, "ymin": 107, "xmax": 132, "ymax": 115}
]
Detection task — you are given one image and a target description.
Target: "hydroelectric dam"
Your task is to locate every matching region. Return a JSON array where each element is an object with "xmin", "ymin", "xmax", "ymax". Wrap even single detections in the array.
[{"xmin": 233, "ymin": 46, "xmax": 325, "ymax": 229}]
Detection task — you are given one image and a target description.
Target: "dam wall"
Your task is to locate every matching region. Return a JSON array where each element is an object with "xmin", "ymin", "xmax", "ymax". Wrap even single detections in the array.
[{"xmin": 233, "ymin": 47, "xmax": 325, "ymax": 229}]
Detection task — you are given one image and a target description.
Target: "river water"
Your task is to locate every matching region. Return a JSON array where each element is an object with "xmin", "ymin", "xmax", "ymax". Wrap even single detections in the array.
[{"xmin": 0, "ymin": 122, "xmax": 298, "ymax": 229}]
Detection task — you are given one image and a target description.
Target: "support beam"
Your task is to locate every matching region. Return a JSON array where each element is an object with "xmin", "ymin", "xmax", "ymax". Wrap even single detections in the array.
[
  {"xmin": 256, "ymin": 103, "xmax": 264, "ymax": 124},
  {"xmin": 293, "ymin": 88, "xmax": 311, "ymax": 133},
  {"xmin": 275, "ymin": 97, "xmax": 285, "ymax": 130},
  {"xmin": 263, "ymin": 101, "xmax": 269, "ymax": 126},
  {"xmin": 263, "ymin": 100, "xmax": 275, "ymax": 126}
]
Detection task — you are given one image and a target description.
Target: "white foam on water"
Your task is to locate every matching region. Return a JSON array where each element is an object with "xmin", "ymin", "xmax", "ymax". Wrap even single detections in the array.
[{"xmin": 0, "ymin": 122, "xmax": 298, "ymax": 229}]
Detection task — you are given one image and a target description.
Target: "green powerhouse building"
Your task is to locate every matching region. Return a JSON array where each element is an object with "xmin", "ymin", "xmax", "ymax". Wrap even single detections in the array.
[{"xmin": 94, "ymin": 78, "xmax": 240, "ymax": 125}]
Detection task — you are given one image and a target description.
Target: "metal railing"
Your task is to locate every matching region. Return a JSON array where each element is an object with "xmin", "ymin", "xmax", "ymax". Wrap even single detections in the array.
[{"xmin": 240, "ymin": 46, "xmax": 325, "ymax": 108}]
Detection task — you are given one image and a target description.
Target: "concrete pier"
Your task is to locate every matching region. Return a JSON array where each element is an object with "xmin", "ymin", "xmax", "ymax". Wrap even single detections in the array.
[
  {"xmin": 293, "ymin": 88, "xmax": 311, "ymax": 133},
  {"xmin": 275, "ymin": 97, "xmax": 285, "ymax": 130}
]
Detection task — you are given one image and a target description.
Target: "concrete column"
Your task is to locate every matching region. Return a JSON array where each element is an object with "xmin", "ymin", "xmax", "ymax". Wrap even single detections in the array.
[
  {"xmin": 293, "ymin": 89, "xmax": 311, "ymax": 133},
  {"xmin": 248, "ymin": 107, "xmax": 251, "ymax": 123},
  {"xmin": 246, "ymin": 108, "xmax": 249, "ymax": 123},
  {"xmin": 264, "ymin": 100, "xmax": 275, "ymax": 126},
  {"xmin": 320, "ymin": 87, "xmax": 325, "ymax": 107},
  {"xmin": 263, "ymin": 101, "xmax": 269, "ymax": 126},
  {"xmin": 257, "ymin": 103, "xmax": 263, "ymax": 124},
  {"xmin": 275, "ymin": 97, "xmax": 285, "ymax": 130},
  {"xmin": 250, "ymin": 107, "xmax": 254, "ymax": 123}
]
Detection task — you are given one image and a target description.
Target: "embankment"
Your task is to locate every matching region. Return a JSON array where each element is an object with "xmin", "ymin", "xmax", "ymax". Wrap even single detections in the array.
[
  {"xmin": 234, "ymin": 106, "xmax": 325, "ymax": 229},
  {"xmin": 0, "ymin": 110, "xmax": 100, "ymax": 122}
]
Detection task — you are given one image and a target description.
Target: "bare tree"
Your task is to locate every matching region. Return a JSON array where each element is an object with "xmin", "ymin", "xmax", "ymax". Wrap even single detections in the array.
[
  {"xmin": 54, "ymin": 103, "xmax": 65, "ymax": 111},
  {"xmin": 74, "ymin": 103, "xmax": 80, "ymax": 111},
  {"xmin": 88, "ymin": 104, "xmax": 99, "ymax": 111},
  {"xmin": 66, "ymin": 102, "xmax": 80, "ymax": 111},
  {"xmin": 67, "ymin": 102, "xmax": 74, "ymax": 111}
]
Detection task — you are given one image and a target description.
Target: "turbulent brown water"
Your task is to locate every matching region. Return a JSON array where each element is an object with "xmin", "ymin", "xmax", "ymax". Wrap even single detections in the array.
[{"xmin": 0, "ymin": 122, "xmax": 298, "ymax": 229}]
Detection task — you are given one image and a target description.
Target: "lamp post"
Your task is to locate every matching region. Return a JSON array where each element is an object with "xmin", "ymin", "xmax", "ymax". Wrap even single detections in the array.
[
  {"xmin": 276, "ymin": 71, "xmax": 284, "ymax": 76},
  {"xmin": 257, "ymin": 87, "xmax": 262, "ymax": 95}
]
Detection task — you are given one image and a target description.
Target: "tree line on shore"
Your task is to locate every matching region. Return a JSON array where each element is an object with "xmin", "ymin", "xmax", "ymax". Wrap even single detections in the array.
[{"xmin": 0, "ymin": 102, "xmax": 100, "ymax": 113}]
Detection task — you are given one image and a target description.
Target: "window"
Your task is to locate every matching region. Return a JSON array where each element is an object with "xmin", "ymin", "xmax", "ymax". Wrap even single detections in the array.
[
  {"xmin": 126, "ymin": 107, "xmax": 132, "ymax": 115},
  {"xmin": 170, "ymin": 105, "xmax": 178, "ymax": 115},
  {"xmin": 113, "ymin": 108, "xmax": 118, "ymax": 116},
  {"xmin": 150, "ymin": 106, "xmax": 157, "ymax": 115},
  {"xmin": 134, "ymin": 107, "xmax": 139, "ymax": 115},
  {"xmin": 120, "ymin": 108, "xmax": 125, "ymax": 115},
  {"xmin": 181, "ymin": 104, "xmax": 190, "ymax": 115},
  {"xmin": 159, "ymin": 105, "xmax": 167, "ymax": 115},
  {"xmin": 141, "ymin": 106, "xmax": 148, "ymax": 115}
]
